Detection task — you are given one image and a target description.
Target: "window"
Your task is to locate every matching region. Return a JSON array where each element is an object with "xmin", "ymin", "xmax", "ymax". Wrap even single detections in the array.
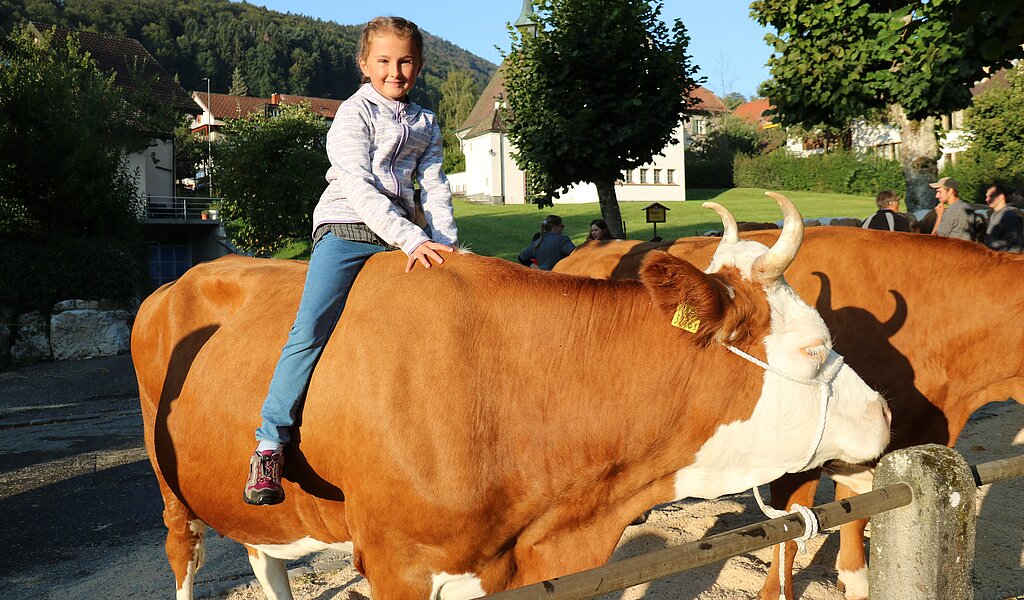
[
  {"xmin": 150, "ymin": 244, "xmax": 191, "ymax": 286},
  {"xmin": 624, "ymin": 170, "xmax": 633, "ymax": 183},
  {"xmin": 653, "ymin": 169, "xmax": 661, "ymax": 184},
  {"xmin": 639, "ymin": 169, "xmax": 647, "ymax": 184},
  {"xmin": 666, "ymin": 169, "xmax": 674, "ymax": 184},
  {"xmin": 693, "ymin": 119, "xmax": 706, "ymax": 136}
]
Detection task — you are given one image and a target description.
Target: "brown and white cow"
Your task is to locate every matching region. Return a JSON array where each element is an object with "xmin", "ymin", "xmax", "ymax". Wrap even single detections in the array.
[
  {"xmin": 132, "ymin": 194, "xmax": 890, "ymax": 600},
  {"xmin": 555, "ymin": 213, "xmax": 1024, "ymax": 600}
]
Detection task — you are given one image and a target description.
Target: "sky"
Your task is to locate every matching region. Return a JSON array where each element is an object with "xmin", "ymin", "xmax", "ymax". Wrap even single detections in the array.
[{"xmin": 240, "ymin": 0, "xmax": 773, "ymax": 99}]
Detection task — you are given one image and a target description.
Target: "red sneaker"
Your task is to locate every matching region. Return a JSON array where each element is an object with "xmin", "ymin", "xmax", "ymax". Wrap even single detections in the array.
[{"xmin": 243, "ymin": 450, "xmax": 285, "ymax": 505}]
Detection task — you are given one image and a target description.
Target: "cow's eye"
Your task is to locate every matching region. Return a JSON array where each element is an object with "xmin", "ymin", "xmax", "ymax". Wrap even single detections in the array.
[{"xmin": 802, "ymin": 342, "xmax": 829, "ymax": 366}]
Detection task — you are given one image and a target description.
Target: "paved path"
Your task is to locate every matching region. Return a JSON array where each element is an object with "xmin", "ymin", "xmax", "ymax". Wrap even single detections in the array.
[{"xmin": 0, "ymin": 355, "xmax": 269, "ymax": 598}]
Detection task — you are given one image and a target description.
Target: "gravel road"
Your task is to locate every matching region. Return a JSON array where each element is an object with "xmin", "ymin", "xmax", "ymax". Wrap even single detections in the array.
[{"xmin": 1, "ymin": 354, "xmax": 1020, "ymax": 599}]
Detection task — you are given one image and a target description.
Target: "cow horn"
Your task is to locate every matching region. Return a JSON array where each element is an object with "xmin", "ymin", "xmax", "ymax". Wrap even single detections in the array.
[
  {"xmin": 702, "ymin": 202, "xmax": 739, "ymax": 246},
  {"xmin": 751, "ymin": 191, "xmax": 803, "ymax": 285}
]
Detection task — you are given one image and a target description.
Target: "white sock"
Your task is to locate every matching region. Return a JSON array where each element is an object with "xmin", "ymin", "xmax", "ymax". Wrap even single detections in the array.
[{"xmin": 256, "ymin": 440, "xmax": 283, "ymax": 453}]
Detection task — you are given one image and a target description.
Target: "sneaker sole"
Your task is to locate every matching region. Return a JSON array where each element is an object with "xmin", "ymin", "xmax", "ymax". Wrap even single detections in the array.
[{"xmin": 243, "ymin": 491, "xmax": 285, "ymax": 506}]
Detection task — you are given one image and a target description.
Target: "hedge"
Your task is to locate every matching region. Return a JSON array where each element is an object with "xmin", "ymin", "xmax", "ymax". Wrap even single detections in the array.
[
  {"xmin": 684, "ymin": 152, "xmax": 734, "ymax": 188},
  {"xmin": 734, "ymin": 150, "xmax": 905, "ymax": 195},
  {"xmin": 941, "ymin": 148, "xmax": 1024, "ymax": 204},
  {"xmin": 0, "ymin": 236, "xmax": 150, "ymax": 313}
]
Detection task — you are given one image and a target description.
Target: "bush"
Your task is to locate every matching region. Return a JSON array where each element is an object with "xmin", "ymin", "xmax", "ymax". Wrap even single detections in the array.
[
  {"xmin": 734, "ymin": 149, "xmax": 904, "ymax": 195},
  {"xmin": 943, "ymin": 159, "xmax": 1024, "ymax": 204},
  {"xmin": 0, "ymin": 236, "xmax": 150, "ymax": 313},
  {"xmin": 940, "ymin": 149, "xmax": 1024, "ymax": 203},
  {"xmin": 684, "ymin": 152, "xmax": 735, "ymax": 188},
  {"xmin": 685, "ymin": 114, "xmax": 786, "ymax": 189},
  {"xmin": 0, "ymin": 27, "xmax": 146, "ymax": 242},
  {"xmin": 215, "ymin": 104, "xmax": 330, "ymax": 255}
]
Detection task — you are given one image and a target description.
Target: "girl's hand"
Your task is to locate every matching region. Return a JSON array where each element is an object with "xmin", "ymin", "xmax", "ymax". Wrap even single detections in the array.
[{"xmin": 405, "ymin": 241, "xmax": 455, "ymax": 273}]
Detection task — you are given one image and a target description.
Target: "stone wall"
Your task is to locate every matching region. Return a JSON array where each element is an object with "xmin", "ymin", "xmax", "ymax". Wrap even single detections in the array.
[{"xmin": 1, "ymin": 299, "xmax": 135, "ymax": 365}]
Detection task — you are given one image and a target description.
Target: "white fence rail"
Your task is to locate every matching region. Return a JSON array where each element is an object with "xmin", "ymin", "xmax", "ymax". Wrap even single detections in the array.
[{"xmin": 143, "ymin": 196, "xmax": 222, "ymax": 222}]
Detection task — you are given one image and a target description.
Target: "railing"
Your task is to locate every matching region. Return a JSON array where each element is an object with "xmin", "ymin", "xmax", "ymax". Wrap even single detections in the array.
[
  {"xmin": 483, "ymin": 446, "xmax": 1024, "ymax": 600},
  {"xmin": 143, "ymin": 195, "xmax": 222, "ymax": 222}
]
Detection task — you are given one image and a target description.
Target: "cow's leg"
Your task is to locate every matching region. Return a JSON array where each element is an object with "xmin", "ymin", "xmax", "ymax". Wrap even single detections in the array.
[
  {"xmin": 161, "ymin": 492, "xmax": 206, "ymax": 600},
  {"xmin": 834, "ymin": 482, "xmax": 869, "ymax": 600},
  {"xmin": 759, "ymin": 471, "xmax": 821, "ymax": 600},
  {"xmin": 245, "ymin": 545, "xmax": 293, "ymax": 600}
]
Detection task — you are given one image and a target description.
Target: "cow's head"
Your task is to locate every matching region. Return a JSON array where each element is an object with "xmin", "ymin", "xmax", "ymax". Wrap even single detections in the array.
[{"xmin": 640, "ymin": 193, "xmax": 890, "ymax": 478}]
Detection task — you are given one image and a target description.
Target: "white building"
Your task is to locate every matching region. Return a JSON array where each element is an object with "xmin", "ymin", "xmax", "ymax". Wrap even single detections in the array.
[{"xmin": 454, "ymin": 66, "xmax": 727, "ymax": 205}]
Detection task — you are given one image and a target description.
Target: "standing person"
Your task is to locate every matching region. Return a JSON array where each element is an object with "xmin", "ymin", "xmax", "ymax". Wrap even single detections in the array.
[
  {"xmin": 861, "ymin": 190, "xmax": 911, "ymax": 232},
  {"xmin": 518, "ymin": 215, "xmax": 575, "ymax": 270},
  {"xmin": 983, "ymin": 184, "xmax": 1024, "ymax": 253},
  {"xmin": 929, "ymin": 177, "xmax": 973, "ymax": 240},
  {"xmin": 587, "ymin": 219, "xmax": 613, "ymax": 241},
  {"xmin": 243, "ymin": 16, "xmax": 458, "ymax": 506}
]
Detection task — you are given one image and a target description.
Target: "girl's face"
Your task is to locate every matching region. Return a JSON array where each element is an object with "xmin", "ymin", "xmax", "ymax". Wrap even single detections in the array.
[
  {"xmin": 590, "ymin": 224, "xmax": 604, "ymax": 239},
  {"xmin": 359, "ymin": 33, "xmax": 421, "ymax": 101}
]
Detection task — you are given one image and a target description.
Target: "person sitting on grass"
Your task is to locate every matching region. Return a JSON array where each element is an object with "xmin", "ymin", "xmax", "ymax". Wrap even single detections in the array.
[
  {"xmin": 518, "ymin": 215, "xmax": 575, "ymax": 271},
  {"xmin": 587, "ymin": 219, "xmax": 613, "ymax": 241}
]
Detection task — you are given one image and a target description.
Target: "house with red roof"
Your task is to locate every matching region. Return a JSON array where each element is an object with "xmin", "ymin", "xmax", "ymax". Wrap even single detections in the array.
[
  {"xmin": 190, "ymin": 92, "xmax": 343, "ymax": 142},
  {"xmin": 733, "ymin": 98, "xmax": 775, "ymax": 129}
]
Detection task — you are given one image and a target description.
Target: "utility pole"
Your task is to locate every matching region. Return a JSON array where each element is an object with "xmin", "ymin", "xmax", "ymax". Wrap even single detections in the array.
[{"xmin": 202, "ymin": 77, "xmax": 213, "ymax": 196}]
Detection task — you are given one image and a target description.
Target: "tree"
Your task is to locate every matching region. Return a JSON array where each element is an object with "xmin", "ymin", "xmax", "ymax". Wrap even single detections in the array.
[
  {"xmin": 961, "ymin": 65, "xmax": 1024, "ymax": 174},
  {"xmin": 685, "ymin": 113, "xmax": 784, "ymax": 187},
  {"xmin": 214, "ymin": 104, "xmax": 329, "ymax": 255},
  {"xmin": 437, "ymin": 70, "xmax": 480, "ymax": 174},
  {"xmin": 503, "ymin": 0, "xmax": 701, "ymax": 237},
  {"xmin": 752, "ymin": 1, "xmax": 1024, "ymax": 211},
  {"xmin": 721, "ymin": 92, "xmax": 747, "ymax": 111},
  {"xmin": 2, "ymin": 0, "xmax": 495, "ymax": 114},
  {"xmin": 0, "ymin": 26, "xmax": 143, "ymax": 240},
  {"xmin": 229, "ymin": 65, "xmax": 249, "ymax": 96},
  {"xmin": 944, "ymin": 63, "xmax": 1024, "ymax": 200}
]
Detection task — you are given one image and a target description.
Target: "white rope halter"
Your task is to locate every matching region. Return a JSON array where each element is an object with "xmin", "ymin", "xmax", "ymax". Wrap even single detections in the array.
[{"xmin": 721, "ymin": 343, "xmax": 844, "ymax": 600}]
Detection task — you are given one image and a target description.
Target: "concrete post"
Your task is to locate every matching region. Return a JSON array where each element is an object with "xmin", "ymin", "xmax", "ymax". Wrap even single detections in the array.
[{"xmin": 869, "ymin": 444, "xmax": 976, "ymax": 599}]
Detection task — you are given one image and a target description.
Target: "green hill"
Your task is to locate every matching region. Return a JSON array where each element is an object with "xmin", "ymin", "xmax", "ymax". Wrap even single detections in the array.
[{"xmin": 1, "ymin": 0, "xmax": 496, "ymax": 111}]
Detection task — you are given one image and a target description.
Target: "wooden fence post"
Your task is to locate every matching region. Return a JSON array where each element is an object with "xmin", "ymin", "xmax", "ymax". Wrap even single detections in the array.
[{"xmin": 869, "ymin": 444, "xmax": 976, "ymax": 599}]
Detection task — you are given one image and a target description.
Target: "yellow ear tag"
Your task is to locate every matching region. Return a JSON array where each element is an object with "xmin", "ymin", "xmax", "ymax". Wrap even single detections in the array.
[{"xmin": 671, "ymin": 303, "xmax": 701, "ymax": 333}]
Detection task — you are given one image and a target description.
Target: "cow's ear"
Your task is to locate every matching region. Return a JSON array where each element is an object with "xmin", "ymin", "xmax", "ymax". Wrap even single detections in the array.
[
  {"xmin": 640, "ymin": 251, "xmax": 770, "ymax": 346},
  {"xmin": 639, "ymin": 251, "xmax": 730, "ymax": 346}
]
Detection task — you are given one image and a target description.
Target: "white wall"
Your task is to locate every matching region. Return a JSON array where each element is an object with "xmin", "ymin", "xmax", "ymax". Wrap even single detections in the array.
[{"xmin": 458, "ymin": 123, "xmax": 688, "ymax": 205}]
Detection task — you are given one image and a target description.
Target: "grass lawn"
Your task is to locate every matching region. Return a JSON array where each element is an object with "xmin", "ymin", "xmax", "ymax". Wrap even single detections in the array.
[
  {"xmin": 455, "ymin": 188, "xmax": 876, "ymax": 259},
  {"xmin": 274, "ymin": 188, "xmax": 877, "ymax": 261}
]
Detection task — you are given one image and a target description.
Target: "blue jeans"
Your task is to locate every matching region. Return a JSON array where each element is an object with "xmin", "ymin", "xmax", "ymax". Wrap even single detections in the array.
[{"xmin": 255, "ymin": 232, "xmax": 391, "ymax": 444}]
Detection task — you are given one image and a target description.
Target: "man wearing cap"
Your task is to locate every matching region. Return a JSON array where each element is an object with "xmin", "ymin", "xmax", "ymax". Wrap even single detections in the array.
[
  {"xmin": 983, "ymin": 184, "xmax": 1024, "ymax": 253},
  {"xmin": 929, "ymin": 177, "xmax": 972, "ymax": 240}
]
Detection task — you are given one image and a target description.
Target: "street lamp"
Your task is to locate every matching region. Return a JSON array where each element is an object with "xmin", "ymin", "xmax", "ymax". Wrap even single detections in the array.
[{"xmin": 201, "ymin": 77, "xmax": 213, "ymax": 197}]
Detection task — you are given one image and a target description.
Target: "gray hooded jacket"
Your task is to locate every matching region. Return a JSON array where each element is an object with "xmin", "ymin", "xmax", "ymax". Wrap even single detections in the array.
[{"xmin": 312, "ymin": 83, "xmax": 458, "ymax": 254}]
